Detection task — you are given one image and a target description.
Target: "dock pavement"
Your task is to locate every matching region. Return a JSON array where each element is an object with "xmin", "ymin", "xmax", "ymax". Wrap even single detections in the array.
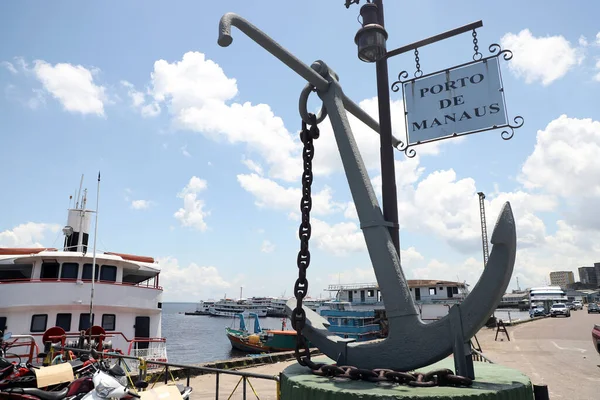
[{"xmin": 156, "ymin": 310, "xmax": 599, "ymax": 399}]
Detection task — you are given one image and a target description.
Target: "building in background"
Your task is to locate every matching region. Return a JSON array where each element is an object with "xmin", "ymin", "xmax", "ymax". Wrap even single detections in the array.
[
  {"xmin": 549, "ymin": 271, "xmax": 575, "ymax": 289},
  {"xmin": 579, "ymin": 267, "xmax": 598, "ymax": 286},
  {"xmin": 594, "ymin": 263, "xmax": 600, "ymax": 284}
]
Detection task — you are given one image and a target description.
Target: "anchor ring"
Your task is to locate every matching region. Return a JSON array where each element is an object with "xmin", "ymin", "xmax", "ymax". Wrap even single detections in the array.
[{"xmin": 299, "ymin": 83, "xmax": 327, "ymax": 125}]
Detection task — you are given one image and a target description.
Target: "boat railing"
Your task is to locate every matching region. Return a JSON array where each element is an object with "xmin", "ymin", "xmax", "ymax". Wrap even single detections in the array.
[
  {"xmin": 40, "ymin": 331, "xmax": 167, "ymax": 370},
  {"xmin": 1, "ymin": 334, "xmax": 39, "ymax": 364},
  {"xmin": 0, "ymin": 277, "xmax": 162, "ymax": 290},
  {"xmin": 327, "ymin": 282, "xmax": 379, "ymax": 291},
  {"xmin": 38, "ymin": 331, "xmax": 167, "ymax": 352}
]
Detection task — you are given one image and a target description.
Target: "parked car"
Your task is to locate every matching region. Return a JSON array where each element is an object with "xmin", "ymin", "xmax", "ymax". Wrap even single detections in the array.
[
  {"xmin": 530, "ymin": 306, "xmax": 546, "ymax": 318},
  {"xmin": 566, "ymin": 302, "xmax": 576, "ymax": 311},
  {"xmin": 592, "ymin": 324, "xmax": 600, "ymax": 355},
  {"xmin": 550, "ymin": 303, "xmax": 571, "ymax": 317},
  {"xmin": 588, "ymin": 303, "xmax": 600, "ymax": 314},
  {"xmin": 573, "ymin": 301, "xmax": 583, "ymax": 310}
]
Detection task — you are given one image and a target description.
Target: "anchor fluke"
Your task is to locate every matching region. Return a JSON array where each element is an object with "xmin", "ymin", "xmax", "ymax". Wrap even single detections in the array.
[{"xmin": 294, "ymin": 199, "xmax": 516, "ymax": 371}]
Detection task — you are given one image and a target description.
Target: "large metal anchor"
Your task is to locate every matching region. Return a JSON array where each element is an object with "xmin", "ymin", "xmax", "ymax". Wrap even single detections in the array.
[{"xmin": 218, "ymin": 12, "xmax": 516, "ymax": 373}]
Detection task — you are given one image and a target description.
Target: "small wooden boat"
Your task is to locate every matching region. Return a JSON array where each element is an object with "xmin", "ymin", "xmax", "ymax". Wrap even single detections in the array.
[{"xmin": 225, "ymin": 313, "xmax": 301, "ymax": 353}]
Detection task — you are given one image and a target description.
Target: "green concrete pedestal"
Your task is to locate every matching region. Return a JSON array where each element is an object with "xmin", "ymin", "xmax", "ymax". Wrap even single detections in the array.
[{"xmin": 280, "ymin": 357, "xmax": 533, "ymax": 399}]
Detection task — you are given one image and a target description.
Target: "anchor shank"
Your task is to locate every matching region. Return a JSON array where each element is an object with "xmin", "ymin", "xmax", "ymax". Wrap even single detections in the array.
[{"xmin": 317, "ymin": 77, "xmax": 418, "ymax": 320}]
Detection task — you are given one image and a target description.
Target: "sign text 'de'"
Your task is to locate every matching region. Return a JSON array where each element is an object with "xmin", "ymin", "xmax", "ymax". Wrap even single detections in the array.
[{"xmin": 404, "ymin": 57, "xmax": 507, "ymax": 145}]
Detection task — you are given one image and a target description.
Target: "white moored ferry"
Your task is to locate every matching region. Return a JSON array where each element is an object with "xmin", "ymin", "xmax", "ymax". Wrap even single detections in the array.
[
  {"xmin": 0, "ymin": 185, "xmax": 166, "ymax": 364},
  {"xmin": 208, "ymin": 299, "xmax": 268, "ymax": 318}
]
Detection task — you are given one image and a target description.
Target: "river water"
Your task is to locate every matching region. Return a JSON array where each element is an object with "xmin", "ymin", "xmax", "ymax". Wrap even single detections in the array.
[
  {"xmin": 161, "ymin": 303, "xmax": 531, "ymax": 365},
  {"xmin": 161, "ymin": 303, "xmax": 288, "ymax": 364}
]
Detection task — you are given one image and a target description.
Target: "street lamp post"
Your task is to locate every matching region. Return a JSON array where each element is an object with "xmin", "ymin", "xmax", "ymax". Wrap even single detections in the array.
[
  {"xmin": 353, "ymin": 0, "xmax": 400, "ymax": 257},
  {"xmin": 351, "ymin": 0, "xmax": 484, "ymax": 259}
]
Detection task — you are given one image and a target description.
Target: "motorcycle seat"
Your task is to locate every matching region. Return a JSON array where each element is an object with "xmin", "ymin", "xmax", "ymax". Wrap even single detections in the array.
[{"xmin": 2, "ymin": 387, "xmax": 69, "ymax": 400}]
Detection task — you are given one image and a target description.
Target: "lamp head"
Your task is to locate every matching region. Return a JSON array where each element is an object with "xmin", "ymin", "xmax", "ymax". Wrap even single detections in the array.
[{"xmin": 354, "ymin": 3, "xmax": 388, "ymax": 63}]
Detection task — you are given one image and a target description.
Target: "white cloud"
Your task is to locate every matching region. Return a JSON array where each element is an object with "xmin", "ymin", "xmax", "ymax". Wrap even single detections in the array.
[
  {"xmin": 520, "ymin": 115, "xmax": 600, "ymax": 197},
  {"xmin": 179, "ymin": 176, "xmax": 207, "ymax": 195},
  {"xmin": 311, "ymin": 218, "xmax": 365, "ymax": 256},
  {"xmin": 0, "ymin": 222, "xmax": 61, "ymax": 247},
  {"xmin": 237, "ymin": 173, "xmax": 343, "ymax": 216},
  {"xmin": 579, "ymin": 35, "xmax": 589, "ymax": 47},
  {"xmin": 144, "ymin": 52, "xmax": 300, "ymax": 181},
  {"xmin": 181, "ymin": 145, "xmax": 191, "ymax": 158},
  {"xmin": 260, "ymin": 240, "xmax": 275, "ymax": 253},
  {"xmin": 596, "ymin": 32, "xmax": 600, "ymax": 45},
  {"xmin": 594, "ymin": 60, "xmax": 600, "ymax": 82},
  {"xmin": 158, "ymin": 256, "xmax": 230, "ymax": 301},
  {"xmin": 131, "ymin": 200, "xmax": 154, "ymax": 210},
  {"xmin": 174, "ymin": 177, "xmax": 209, "ymax": 231},
  {"xmin": 1, "ymin": 61, "xmax": 17, "ymax": 74},
  {"xmin": 33, "ymin": 60, "xmax": 106, "ymax": 115},
  {"xmin": 120, "ymin": 80, "xmax": 160, "ymax": 117},
  {"xmin": 500, "ymin": 29, "xmax": 584, "ymax": 85},
  {"xmin": 241, "ymin": 158, "xmax": 263, "ymax": 175},
  {"xmin": 27, "ymin": 89, "xmax": 46, "ymax": 110}
]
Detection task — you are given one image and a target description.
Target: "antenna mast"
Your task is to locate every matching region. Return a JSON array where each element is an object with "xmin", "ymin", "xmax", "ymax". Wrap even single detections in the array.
[
  {"xmin": 75, "ymin": 174, "xmax": 84, "ymax": 209},
  {"xmin": 477, "ymin": 192, "xmax": 489, "ymax": 268},
  {"xmin": 88, "ymin": 172, "xmax": 101, "ymax": 347}
]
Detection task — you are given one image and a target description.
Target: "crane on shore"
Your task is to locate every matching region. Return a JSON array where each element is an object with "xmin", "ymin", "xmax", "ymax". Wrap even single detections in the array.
[{"xmin": 477, "ymin": 192, "xmax": 489, "ymax": 268}]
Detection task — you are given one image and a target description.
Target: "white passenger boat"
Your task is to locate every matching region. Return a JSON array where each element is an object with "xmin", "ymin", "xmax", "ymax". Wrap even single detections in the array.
[
  {"xmin": 0, "ymin": 181, "xmax": 166, "ymax": 365},
  {"xmin": 208, "ymin": 299, "xmax": 268, "ymax": 317}
]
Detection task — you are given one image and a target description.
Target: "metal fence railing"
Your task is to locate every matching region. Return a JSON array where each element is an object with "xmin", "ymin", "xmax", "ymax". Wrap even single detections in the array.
[{"xmin": 61, "ymin": 346, "xmax": 280, "ymax": 400}]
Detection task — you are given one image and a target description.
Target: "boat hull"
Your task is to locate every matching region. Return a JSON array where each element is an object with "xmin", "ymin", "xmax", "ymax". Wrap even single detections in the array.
[{"xmin": 225, "ymin": 328, "xmax": 298, "ymax": 353}]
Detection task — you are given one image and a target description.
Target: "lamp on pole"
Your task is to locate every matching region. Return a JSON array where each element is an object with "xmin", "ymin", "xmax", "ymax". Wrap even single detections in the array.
[{"xmin": 353, "ymin": 0, "xmax": 401, "ymax": 258}]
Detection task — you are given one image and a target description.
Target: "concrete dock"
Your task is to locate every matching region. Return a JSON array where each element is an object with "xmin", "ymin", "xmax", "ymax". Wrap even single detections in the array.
[{"xmin": 162, "ymin": 310, "xmax": 599, "ymax": 399}]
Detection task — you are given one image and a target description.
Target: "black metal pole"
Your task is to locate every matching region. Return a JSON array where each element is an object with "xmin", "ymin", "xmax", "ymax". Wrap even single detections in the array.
[{"xmin": 373, "ymin": 0, "xmax": 400, "ymax": 257}]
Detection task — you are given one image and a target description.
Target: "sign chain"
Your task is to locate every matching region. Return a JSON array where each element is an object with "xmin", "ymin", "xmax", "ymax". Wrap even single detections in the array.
[
  {"xmin": 292, "ymin": 114, "xmax": 473, "ymax": 388},
  {"xmin": 472, "ymin": 29, "xmax": 482, "ymax": 61},
  {"xmin": 414, "ymin": 49, "xmax": 423, "ymax": 78}
]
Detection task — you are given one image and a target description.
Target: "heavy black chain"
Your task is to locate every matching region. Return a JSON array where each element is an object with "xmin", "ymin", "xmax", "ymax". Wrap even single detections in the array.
[
  {"xmin": 311, "ymin": 366, "xmax": 473, "ymax": 387},
  {"xmin": 291, "ymin": 114, "xmax": 472, "ymax": 388},
  {"xmin": 293, "ymin": 113, "xmax": 319, "ymax": 369}
]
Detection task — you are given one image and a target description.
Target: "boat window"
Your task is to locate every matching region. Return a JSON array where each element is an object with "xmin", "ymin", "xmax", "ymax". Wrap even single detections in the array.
[
  {"xmin": 82, "ymin": 264, "xmax": 99, "ymax": 280},
  {"xmin": 453, "ymin": 287, "xmax": 459, "ymax": 294},
  {"xmin": 56, "ymin": 313, "xmax": 72, "ymax": 331},
  {"xmin": 439, "ymin": 287, "xmax": 444, "ymax": 291},
  {"xmin": 0, "ymin": 317, "xmax": 6, "ymax": 331},
  {"xmin": 0, "ymin": 264, "xmax": 33, "ymax": 281},
  {"xmin": 30, "ymin": 314, "xmax": 47, "ymax": 332},
  {"xmin": 429, "ymin": 287, "xmax": 437, "ymax": 296},
  {"xmin": 122, "ymin": 271, "xmax": 155, "ymax": 285},
  {"xmin": 60, "ymin": 263, "xmax": 79, "ymax": 280},
  {"xmin": 102, "ymin": 314, "xmax": 116, "ymax": 331},
  {"xmin": 79, "ymin": 313, "xmax": 95, "ymax": 330},
  {"xmin": 368, "ymin": 290, "xmax": 374, "ymax": 297},
  {"xmin": 41, "ymin": 262, "xmax": 60, "ymax": 279},
  {"xmin": 100, "ymin": 265, "xmax": 117, "ymax": 282}
]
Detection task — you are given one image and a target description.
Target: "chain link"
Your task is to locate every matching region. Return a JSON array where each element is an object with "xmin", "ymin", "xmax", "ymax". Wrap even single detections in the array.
[
  {"xmin": 311, "ymin": 365, "xmax": 473, "ymax": 387},
  {"xmin": 414, "ymin": 48, "xmax": 423, "ymax": 78},
  {"xmin": 472, "ymin": 29, "xmax": 482, "ymax": 61},
  {"xmin": 293, "ymin": 112, "xmax": 319, "ymax": 369},
  {"xmin": 292, "ymin": 113, "xmax": 472, "ymax": 388}
]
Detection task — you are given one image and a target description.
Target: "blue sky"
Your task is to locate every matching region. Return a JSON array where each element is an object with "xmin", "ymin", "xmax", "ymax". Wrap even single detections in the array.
[{"xmin": 1, "ymin": 1, "xmax": 600, "ymax": 301}]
